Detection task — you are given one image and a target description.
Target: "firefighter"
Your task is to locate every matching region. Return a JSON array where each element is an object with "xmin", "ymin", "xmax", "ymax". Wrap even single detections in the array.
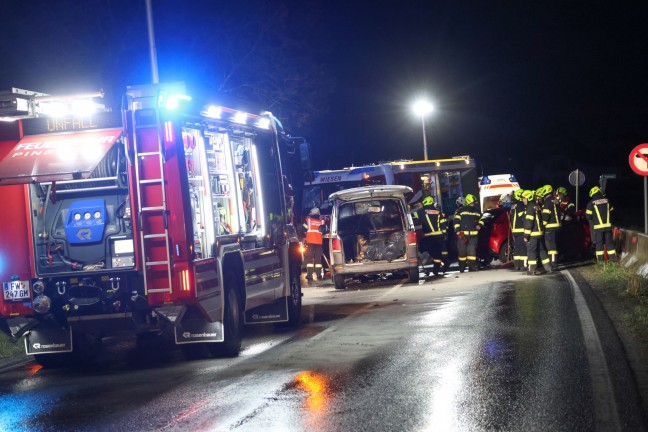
[
  {"xmin": 453, "ymin": 194, "xmax": 484, "ymax": 272},
  {"xmin": 586, "ymin": 186, "xmax": 618, "ymax": 263},
  {"xmin": 417, "ymin": 196, "xmax": 447, "ymax": 276},
  {"xmin": 556, "ymin": 186, "xmax": 576, "ymax": 222},
  {"xmin": 303, "ymin": 207, "xmax": 324, "ymax": 280},
  {"xmin": 510, "ymin": 189, "xmax": 527, "ymax": 271},
  {"xmin": 540, "ymin": 184, "xmax": 560, "ymax": 269},
  {"xmin": 523, "ymin": 189, "xmax": 553, "ymax": 275}
]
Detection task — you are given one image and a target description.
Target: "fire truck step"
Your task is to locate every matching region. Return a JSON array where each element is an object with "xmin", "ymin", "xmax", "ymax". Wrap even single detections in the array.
[
  {"xmin": 146, "ymin": 260, "xmax": 170, "ymax": 266},
  {"xmin": 147, "ymin": 288, "xmax": 172, "ymax": 293},
  {"xmin": 139, "ymin": 179, "xmax": 163, "ymax": 184},
  {"xmin": 144, "ymin": 233, "xmax": 167, "ymax": 239},
  {"xmin": 138, "ymin": 151, "xmax": 162, "ymax": 156},
  {"xmin": 141, "ymin": 206, "xmax": 166, "ymax": 212}
]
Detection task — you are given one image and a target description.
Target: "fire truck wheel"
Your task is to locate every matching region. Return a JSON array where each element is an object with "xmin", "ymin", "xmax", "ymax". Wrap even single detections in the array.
[
  {"xmin": 34, "ymin": 353, "xmax": 70, "ymax": 368},
  {"xmin": 210, "ymin": 280, "xmax": 243, "ymax": 357},
  {"xmin": 284, "ymin": 264, "xmax": 302, "ymax": 327},
  {"xmin": 334, "ymin": 274, "xmax": 346, "ymax": 290}
]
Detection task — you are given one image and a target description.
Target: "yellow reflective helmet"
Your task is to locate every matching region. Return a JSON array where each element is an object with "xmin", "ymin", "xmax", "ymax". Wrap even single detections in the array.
[
  {"xmin": 543, "ymin": 184, "xmax": 553, "ymax": 196},
  {"xmin": 589, "ymin": 186, "xmax": 601, "ymax": 197},
  {"xmin": 521, "ymin": 189, "xmax": 535, "ymax": 201},
  {"xmin": 422, "ymin": 196, "xmax": 434, "ymax": 206},
  {"xmin": 464, "ymin": 194, "xmax": 476, "ymax": 205},
  {"xmin": 513, "ymin": 189, "xmax": 524, "ymax": 200},
  {"xmin": 557, "ymin": 186, "xmax": 567, "ymax": 195}
]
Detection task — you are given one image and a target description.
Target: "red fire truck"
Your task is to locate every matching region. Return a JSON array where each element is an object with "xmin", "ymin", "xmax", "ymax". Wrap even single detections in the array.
[{"xmin": 0, "ymin": 83, "xmax": 304, "ymax": 366}]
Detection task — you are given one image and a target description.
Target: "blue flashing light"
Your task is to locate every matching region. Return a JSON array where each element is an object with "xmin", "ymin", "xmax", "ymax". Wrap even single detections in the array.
[
  {"xmin": 509, "ymin": 175, "xmax": 518, "ymax": 182},
  {"xmin": 162, "ymin": 93, "xmax": 192, "ymax": 110},
  {"xmin": 480, "ymin": 176, "xmax": 491, "ymax": 185}
]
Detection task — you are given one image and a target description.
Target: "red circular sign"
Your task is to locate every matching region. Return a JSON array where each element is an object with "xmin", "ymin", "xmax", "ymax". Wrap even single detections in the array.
[{"xmin": 629, "ymin": 144, "xmax": 648, "ymax": 176}]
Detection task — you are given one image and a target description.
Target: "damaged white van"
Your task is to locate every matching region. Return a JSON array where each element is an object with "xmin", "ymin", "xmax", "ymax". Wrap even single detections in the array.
[{"xmin": 328, "ymin": 185, "xmax": 419, "ymax": 289}]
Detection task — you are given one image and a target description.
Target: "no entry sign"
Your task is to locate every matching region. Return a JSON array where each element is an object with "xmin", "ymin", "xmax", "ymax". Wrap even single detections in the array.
[{"xmin": 629, "ymin": 143, "xmax": 648, "ymax": 176}]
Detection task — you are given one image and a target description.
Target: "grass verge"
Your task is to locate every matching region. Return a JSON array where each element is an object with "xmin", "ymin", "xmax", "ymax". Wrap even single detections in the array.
[
  {"xmin": 0, "ymin": 333, "xmax": 25, "ymax": 359},
  {"xmin": 578, "ymin": 262, "xmax": 648, "ymax": 338}
]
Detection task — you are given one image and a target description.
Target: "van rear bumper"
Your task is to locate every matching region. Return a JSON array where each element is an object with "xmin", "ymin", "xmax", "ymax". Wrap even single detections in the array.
[{"xmin": 332, "ymin": 258, "xmax": 418, "ymax": 276}]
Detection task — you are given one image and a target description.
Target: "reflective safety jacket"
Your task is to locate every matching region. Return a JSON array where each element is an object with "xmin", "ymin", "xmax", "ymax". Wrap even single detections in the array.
[
  {"xmin": 542, "ymin": 196, "xmax": 561, "ymax": 231},
  {"xmin": 417, "ymin": 204, "xmax": 447, "ymax": 237},
  {"xmin": 453, "ymin": 204, "xmax": 485, "ymax": 237},
  {"xmin": 523, "ymin": 202, "xmax": 544, "ymax": 239},
  {"xmin": 510, "ymin": 200, "xmax": 526, "ymax": 234},
  {"xmin": 304, "ymin": 216, "xmax": 323, "ymax": 244},
  {"xmin": 586, "ymin": 193, "xmax": 614, "ymax": 231}
]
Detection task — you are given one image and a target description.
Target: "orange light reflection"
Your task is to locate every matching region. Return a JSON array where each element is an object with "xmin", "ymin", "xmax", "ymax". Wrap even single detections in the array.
[
  {"xmin": 293, "ymin": 371, "xmax": 331, "ymax": 414},
  {"xmin": 26, "ymin": 364, "xmax": 43, "ymax": 375}
]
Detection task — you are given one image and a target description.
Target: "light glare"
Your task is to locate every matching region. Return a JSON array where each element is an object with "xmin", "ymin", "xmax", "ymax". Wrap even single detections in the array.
[{"xmin": 412, "ymin": 99, "xmax": 435, "ymax": 117}]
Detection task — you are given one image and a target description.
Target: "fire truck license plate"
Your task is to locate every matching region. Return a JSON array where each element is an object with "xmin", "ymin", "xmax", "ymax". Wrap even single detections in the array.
[{"xmin": 3, "ymin": 280, "xmax": 30, "ymax": 301}]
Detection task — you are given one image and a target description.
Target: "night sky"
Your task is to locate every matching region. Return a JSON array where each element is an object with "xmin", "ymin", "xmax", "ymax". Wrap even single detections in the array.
[{"xmin": 1, "ymin": 1, "xmax": 647, "ymax": 225}]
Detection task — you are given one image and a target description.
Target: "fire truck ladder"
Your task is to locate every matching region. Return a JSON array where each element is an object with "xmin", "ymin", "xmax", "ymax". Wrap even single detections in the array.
[{"xmin": 132, "ymin": 109, "xmax": 173, "ymax": 295}]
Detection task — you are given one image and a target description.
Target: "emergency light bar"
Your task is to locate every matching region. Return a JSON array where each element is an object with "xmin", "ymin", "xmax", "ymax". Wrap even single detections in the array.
[
  {"xmin": 0, "ymin": 88, "xmax": 105, "ymax": 121},
  {"xmin": 201, "ymin": 105, "xmax": 271, "ymax": 130}
]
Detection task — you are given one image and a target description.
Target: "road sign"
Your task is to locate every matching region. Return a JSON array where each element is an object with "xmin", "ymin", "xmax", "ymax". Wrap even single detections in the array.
[
  {"xmin": 569, "ymin": 169, "xmax": 585, "ymax": 186},
  {"xmin": 629, "ymin": 144, "xmax": 648, "ymax": 176}
]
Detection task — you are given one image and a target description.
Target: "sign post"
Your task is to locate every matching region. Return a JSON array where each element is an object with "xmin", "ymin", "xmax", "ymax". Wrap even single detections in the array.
[
  {"xmin": 568, "ymin": 169, "xmax": 586, "ymax": 210},
  {"xmin": 628, "ymin": 143, "xmax": 648, "ymax": 234}
]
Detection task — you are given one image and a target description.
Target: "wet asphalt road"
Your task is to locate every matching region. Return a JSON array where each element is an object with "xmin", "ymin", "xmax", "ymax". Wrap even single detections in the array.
[{"xmin": 0, "ymin": 267, "xmax": 646, "ymax": 431}]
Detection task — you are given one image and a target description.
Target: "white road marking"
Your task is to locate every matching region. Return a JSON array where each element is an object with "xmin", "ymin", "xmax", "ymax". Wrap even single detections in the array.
[{"xmin": 562, "ymin": 270, "xmax": 621, "ymax": 432}]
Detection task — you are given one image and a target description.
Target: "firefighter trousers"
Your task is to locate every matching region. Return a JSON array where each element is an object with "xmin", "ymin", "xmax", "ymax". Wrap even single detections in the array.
[
  {"xmin": 305, "ymin": 243, "xmax": 323, "ymax": 277},
  {"xmin": 457, "ymin": 236, "xmax": 478, "ymax": 271},
  {"xmin": 513, "ymin": 233, "xmax": 527, "ymax": 270},
  {"xmin": 420, "ymin": 235, "xmax": 444, "ymax": 274},
  {"xmin": 544, "ymin": 229, "xmax": 558, "ymax": 264},
  {"xmin": 593, "ymin": 229, "xmax": 617, "ymax": 262},
  {"xmin": 526, "ymin": 236, "xmax": 551, "ymax": 272}
]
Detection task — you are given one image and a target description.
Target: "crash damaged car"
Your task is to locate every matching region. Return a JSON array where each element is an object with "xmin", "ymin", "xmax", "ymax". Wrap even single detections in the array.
[{"xmin": 328, "ymin": 186, "xmax": 419, "ymax": 289}]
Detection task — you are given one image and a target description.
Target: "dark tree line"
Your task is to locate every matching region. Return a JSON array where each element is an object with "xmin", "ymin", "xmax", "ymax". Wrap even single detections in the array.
[{"xmin": 0, "ymin": 0, "xmax": 336, "ymax": 134}]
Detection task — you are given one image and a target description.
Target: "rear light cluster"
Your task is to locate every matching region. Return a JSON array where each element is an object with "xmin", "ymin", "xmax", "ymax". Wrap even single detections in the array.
[
  {"xmin": 331, "ymin": 238, "xmax": 341, "ymax": 253},
  {"xmin": 407, "ymin": 231, "xmax": 417, "ymax": 246}
]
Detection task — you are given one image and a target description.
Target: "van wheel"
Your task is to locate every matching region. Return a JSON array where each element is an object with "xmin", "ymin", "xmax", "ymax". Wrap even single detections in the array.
[
  {"xmin": 408, "ymin": 268, "xmax": 419, "ymax": 284},
  {"xmin": 334, "ymin": 274, "xmax": 346, "ymax": 290},
  {"xmin": 499, "ymin": 240, "xmax": 512, "ymax": 263},
  {"xmin": 209, "ymin": 277, "xmax": 243, "ymax": 357}
]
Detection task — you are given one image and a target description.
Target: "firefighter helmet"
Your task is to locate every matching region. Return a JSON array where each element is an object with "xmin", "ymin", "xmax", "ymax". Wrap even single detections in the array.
[
  {"xmin": 522, "ymin": 189, "xmax": 535, "ymax": 201},
  {"xmin": 455, "ymin": 196, "xmax": 465, "ymax": 207},
  {"xmin": 309, "ymin": 207, "xmax": 320, "ymax": 216},
  {"xmin": 422, "ymin": 196, "xmax": 434, "ymax": 206},
  {"xmin": 464, "ymin": 194, "xmax": 476, "ymax": 205},
  {"xmin": 513, "ymin": 189, "xmax": 524, "ymax": 200},
  {"xmin": 535, "ymin": 186, "xmax": 545, "ymax": 198},
  {"xmin": 589, "ymin": 186, "xmax": 601, "ymax": 198},
  {"xmin": 557, "ymin": 186, "xmax": 567, "ymax": 196},
  {"xmin": 543, "ymin": 184, "xmax": 553, "ymax": 196}
]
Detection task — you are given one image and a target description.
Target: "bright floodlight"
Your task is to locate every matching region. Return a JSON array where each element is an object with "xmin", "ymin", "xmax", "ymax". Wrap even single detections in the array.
[{"xmin": 412, "ymin": 99, "xmax": 435, "ymax": 117}]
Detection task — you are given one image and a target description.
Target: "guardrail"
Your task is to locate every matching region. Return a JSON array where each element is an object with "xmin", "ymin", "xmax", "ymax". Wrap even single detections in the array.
[{"xmin": 614, "ymin": 228, "xmax": 648, "ymax": 276}]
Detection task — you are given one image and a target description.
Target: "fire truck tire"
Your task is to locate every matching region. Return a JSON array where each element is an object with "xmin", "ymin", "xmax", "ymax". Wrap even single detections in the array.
[
  {"xmin": 334, "ymin": 274, "xmax": 346, "ymax": 290},
  {"xmin": 34, "ymin": 353, "xmax": 70, "ymax": 368},
  {"xmin": 210, "ymin": 279, "xmax": 243, "ymax": 357},
  {"xmin": 285, "ymin": 264, "xmax": 302, "ymax": 327}
]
